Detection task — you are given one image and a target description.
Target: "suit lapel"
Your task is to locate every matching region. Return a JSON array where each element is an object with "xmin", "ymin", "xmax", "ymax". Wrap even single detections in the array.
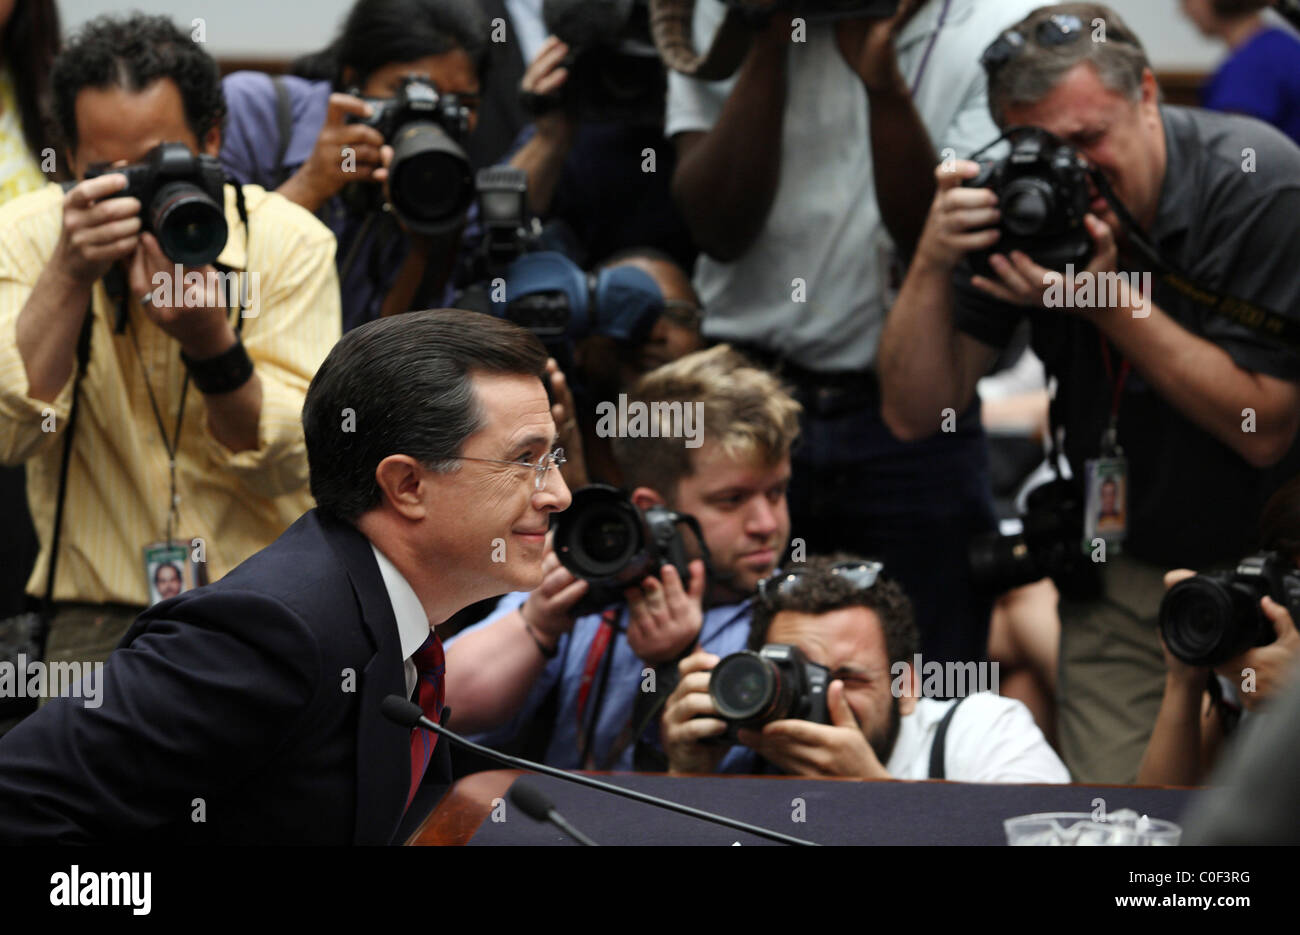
[{"xmin": 316, "ymin": 512, "xmax": 412, "ymax": 845}]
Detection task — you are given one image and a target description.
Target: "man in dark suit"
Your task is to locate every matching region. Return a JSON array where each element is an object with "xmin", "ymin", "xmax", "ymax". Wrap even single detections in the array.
[{"xmin": 0, "ymin": 309, "xmax": 571, "ymax": 843}]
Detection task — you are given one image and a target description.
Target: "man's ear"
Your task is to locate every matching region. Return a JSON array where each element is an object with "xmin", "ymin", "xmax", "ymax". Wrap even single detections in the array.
[
  {"xmin": 201, "ymin": 125, "xmax": 222, "ymax": 159},
  {"xmin": 630, "ymin": 486, "xmax": 666, "ymax": 511},
  {"xmin": 373, "ymin": 455, "xmax": 430, "ymax": 521}
]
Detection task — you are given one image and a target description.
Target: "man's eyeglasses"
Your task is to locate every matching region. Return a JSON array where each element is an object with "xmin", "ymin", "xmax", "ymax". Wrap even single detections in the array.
[
  {"xmin": 660, "ymin": 299, "xmax": 703, "ymax": 329},
  {"xmin": 757, "ymin": 560, "xmax": 885, "ymax": 606},
  {"xmin": 980, "ymin": 14, "xmax": 1136, "ymax": 80},
  {"xmin": 450, "ymin": 447, "xmax": 567, "ymax": 491}
]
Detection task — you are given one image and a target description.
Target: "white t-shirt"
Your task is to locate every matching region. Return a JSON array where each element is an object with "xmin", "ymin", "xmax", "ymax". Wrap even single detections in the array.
[
  {"xmin": 665, "ymin": 0, "xmax": 1047, "ymax": 371},
  {"xmin": 886, "ymin": 693, "xmax": 1070, "ymax": 783}
]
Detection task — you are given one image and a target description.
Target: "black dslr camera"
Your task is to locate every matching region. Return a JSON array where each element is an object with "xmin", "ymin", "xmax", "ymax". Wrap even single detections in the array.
[
  {"xmin": 962, "ymin": 126, "xmax": 1096, "ymax": 279},
  {"xmin": 540, "ymin": 0, "xmax": 666, "ymax": 124},
  {"xmin": 85, "ymin": 142, "xmax": 228, "ymax": 267},
  {"xmin": 1159, "ymin": 552, "xmax": 1300, "ymax": 668},
  {"xmin": 968, "ymin": 478, "xmax": 1099, "ymax": 599},
  {"xmin": 553, "ymin": 484, "xmax": 708, "ymax": 616},
  {"xmin": 709, "ymin": 644, "xmax": 830, "ymax": 729},
  {"xmin": 345, "ymin": 75, "xmax": 474, "ymax": 235}
]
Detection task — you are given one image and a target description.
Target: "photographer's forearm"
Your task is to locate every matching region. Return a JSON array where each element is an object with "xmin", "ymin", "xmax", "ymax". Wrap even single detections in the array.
[
  {"xmin": 671, "ymin": 34, "xmax": 789, "ymax": 262},
  {"xmin": 16, "ymin": 261, "xmax": 96, "ymax": 402},
  {"xmin": 1136, "ymin": 679, "xmax": 1205, "ymax": 786},
  {"xmin": 879, "ymin": 263, "xmax": 982, "ymax": 440},
  {"xmin": 509, "ymin": 131, "xmax": 573, "ymax": 217},
  {"xmin": 867, "ymin": 84, "xmax": 936, "ymax": 258},
  {"xmin": 442, "ymin": 610, "xmax": 552, "ymax": 735},
  {"xmin": 1097, "ymin": 299, "xmax": 1300, "ymax": 468},
  {"xmin": 276, "ymin": 168, "xmax": 330, "ymax": 215}
]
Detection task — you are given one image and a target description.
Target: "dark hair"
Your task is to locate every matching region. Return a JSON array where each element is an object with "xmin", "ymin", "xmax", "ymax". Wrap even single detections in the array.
[
  {"xmin": 51, "ymin": 13, "xmax": 225, "ymax": 154},
  {"xmin": 1261, "ymin": 474, "xmax": 1300, "ymax": 563},
  {"xmin": 291, "ymin": 0, "xmax": 490, "ymax": 89},
  {"xmin": 2, "ymin": 0, "xmax": 61, "ymax": 171},
  {"xmin": 748, "ymin": 553, "xmax": 920, "ymax": 669},
  {"xmin": 303, "ymin": 309, "xmax": 549, "ymax": 522},
  {"xmin": 154, "ymin": 562, "xmax": 181, "ymax": 585}
]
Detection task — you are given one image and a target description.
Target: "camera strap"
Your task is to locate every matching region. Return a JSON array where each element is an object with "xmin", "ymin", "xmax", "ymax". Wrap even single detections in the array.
[
  {"xmin": 1089, "ymin": 168, "xmax": 1300, "ymax": 354},
  {"xmin": 576, "ymin": 606, "xmax": 622, "ymax": 769}
]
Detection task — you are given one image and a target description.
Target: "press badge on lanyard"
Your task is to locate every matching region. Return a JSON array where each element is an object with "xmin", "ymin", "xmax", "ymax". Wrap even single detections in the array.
[{"xmin": 1084, "ymin": 340, "xmax": 1129, "ymax": 548}]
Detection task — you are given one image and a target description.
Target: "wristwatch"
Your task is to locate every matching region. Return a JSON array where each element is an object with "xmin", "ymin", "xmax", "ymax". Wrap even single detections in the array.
[{"xmin": 181, "ymin": 337, "xmax": 255, "ymax": 395}]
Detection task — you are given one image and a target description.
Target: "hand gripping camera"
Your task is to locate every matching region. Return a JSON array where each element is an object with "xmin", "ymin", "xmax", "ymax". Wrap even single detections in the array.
[
  {"xmin": 85, "ymin": 142, "xmax": 228, "ymax": 267},
  {"xmin": 552, "ymin": 484, "xmax": 708, "ymax": 616},
  {"xmin": 962, "ymin": 126, "xmax": 1097, "ymax": 280},
  {"xmin": 345, "ymin": 75, "xmax": 474, "ymax": 235},
  {"xmin": 1159, "ymin": 552, "xmax": 1300, "ymax": 668}
]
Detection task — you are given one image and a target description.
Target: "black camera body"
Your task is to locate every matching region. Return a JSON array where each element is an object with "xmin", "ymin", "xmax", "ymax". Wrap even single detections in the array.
[
  {"xmin": 709, "ymin": 643, "xmax": 830, "ymax": 730},
  {"xmin": 962, "ymin": 126, "xmax": 1096, "ymax": 279},
  {"xmin": 542, "ymin": 0, "xmax": 665, "ymax": 124},
  {"xmin": 1159, "ymin": 552, "xmax": 1300, "ymax": 668},
  {"xmin": 345, "ymin": 76, "xmax": 473, "ymax": 235},
  {"xmin": 85, "ymin": 142, "xmax": 228, "ymax": 267},
  {"xmin": 969, "ymin": 478, "xmax": 1100, "ymax": 599},
  {"xmin": 553, "ymin": 484, "xmax": 704, "ymax": 616}
]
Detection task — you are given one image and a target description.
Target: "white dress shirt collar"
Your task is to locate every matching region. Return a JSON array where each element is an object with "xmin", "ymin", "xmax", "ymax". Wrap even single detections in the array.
[{"xmin": 370, "ymin": 544, "xmax": 432, "ymax": 697}]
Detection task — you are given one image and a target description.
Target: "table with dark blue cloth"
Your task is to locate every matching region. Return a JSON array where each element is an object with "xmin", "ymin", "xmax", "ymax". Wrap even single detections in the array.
[{"xmin": 407, "ymin": 770, "xmax": 1197, "ymax": 846}]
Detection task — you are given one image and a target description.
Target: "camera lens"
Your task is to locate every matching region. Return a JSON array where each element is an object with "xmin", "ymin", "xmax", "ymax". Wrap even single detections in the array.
[
  {"xmin": 710, "ymin": 652, "xmax": 779, "ymax": 722},
  {"xmin": 1000, "ymin": 178, "xmax": 1055, "ymax": 237},
  {"xmin": 968, "ymin": 531, "xmax": 1039, "ymax": 594},
  {"xmin": 1159, "ymin": 576, "xmax": 1260, "ymax": 667},
  {"xmin": 388, "ymin": 121, "xmax": 474, "ymax": 236},
  {"xmin": 151, "ymin": 181, "xmax": 228, "ymax": 267},
  {"xmin": 554, "ymin": 486, "xmax": 648, "ymax": 582}
]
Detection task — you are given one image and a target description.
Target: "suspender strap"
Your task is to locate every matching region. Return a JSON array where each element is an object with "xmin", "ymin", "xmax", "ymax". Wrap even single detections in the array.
[{"xmin": 928, "ymin": 694, "xmax": 969, "ymax": 781}]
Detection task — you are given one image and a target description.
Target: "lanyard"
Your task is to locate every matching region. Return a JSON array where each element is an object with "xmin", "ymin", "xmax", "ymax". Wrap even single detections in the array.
[
  {"xmin": 908, "ymin": 0, "xmax": 952, "ymax": 98},
  {"xmin": 126, "ymin": 318, "xmax": 191, "ymax": 547},
  {"xmin": 1098, "ymin": 336, "xmax": 1130, "ymax": 454}
]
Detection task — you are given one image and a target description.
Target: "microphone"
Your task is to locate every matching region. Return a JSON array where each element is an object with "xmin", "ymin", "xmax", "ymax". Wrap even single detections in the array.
[
  {"xmin": 509, "ymin": 780, "xmax": 599, "ymax": 846},
  {"xmin": 380, "ymin": 695, "xmax": 818, "ymax": 845}
]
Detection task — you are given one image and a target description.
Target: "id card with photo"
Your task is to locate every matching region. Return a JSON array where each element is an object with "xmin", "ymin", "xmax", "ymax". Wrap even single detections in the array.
[
  {"xmin": 1083, "ymin": 456, "xmax": 1128, "ymax": 545},
  {"xmin": 143, "ymin": 540, "xmax": 202, "ymax": 606}
]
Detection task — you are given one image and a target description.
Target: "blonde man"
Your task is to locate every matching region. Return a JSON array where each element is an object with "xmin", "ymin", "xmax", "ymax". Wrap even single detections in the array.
[{"xmin": 445, "ymin": 345, "xmax": 801, "ymax": 771}]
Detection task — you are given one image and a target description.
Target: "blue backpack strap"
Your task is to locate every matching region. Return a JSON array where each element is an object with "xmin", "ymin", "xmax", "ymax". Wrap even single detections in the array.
[
  {"xmin": 928, "ymin": 694, "xmax": 970, "ymax": 780},
  {"xmin": 270, "ymin": 75, "xmax": 294, "ymax": 189}
]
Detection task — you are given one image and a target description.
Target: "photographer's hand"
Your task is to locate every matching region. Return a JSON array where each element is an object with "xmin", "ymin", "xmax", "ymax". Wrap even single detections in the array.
[
  {"xmin": 737, "ymin": 680, "xmax": 890, "ymax": 779},
  {"xmin": 1215, "ymin": 595, "xmax": 1300, "ymax": 711},
  {"xmin": 913, "ymin": 160, "xmax": 1001, "ymax": 274},
  {"xmin": 520, "ymin": 547, "xmax": 589, "ymax": 649},
  {"xmin": 625, "ymin": 559, "xmax": 707, "ymax": 665},
  {"xmin": 834, "ymin": 0, "xmax": 923, "ymax": 92},
  {"xmin": 972, "ymin": 214, "xmax": 1120, "ymax": 312},
  {"xmin": 508, "ymin": 36, "xmax": 578, "ymax": 216},
  {"xmin": 546, "ymin": 358, "xmax": 589, "ymax": 489},
  {"xmin": 278, "ymin": 93, "xmax": 388, "ymax": 214},
  {"xmin": 127, "ymin": 232, "xmax": 234, "ymax": 357},
  {"xmin": 662, "ymin": 651, "xmax": 729, "ymax": 775}
]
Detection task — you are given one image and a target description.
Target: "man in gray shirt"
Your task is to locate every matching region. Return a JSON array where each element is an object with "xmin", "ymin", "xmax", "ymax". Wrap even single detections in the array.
[{"xmin": 879, "ymin": 3, "xmax": 1300, "ymax": 782}]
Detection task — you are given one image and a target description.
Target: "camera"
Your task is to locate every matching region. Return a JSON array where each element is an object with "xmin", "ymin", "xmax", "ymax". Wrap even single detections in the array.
[
  {"xmin": 553, "ymin": 484, "xmax": 707, "ymax": 616},
  {"xmin": 457, "ymin": 169, "xmax": 665, "ymax": 351},
  {"xmin": 709, "ymin": 643, "xmax": 830, "ymax": 729},
  {"xmin": 541, "ymin": 0, "xmax": 666, "ymax": 124},
  {"xmin": 1159, "ymin": 552, "xmax": 1300, "ymax": 667},
  {"xmin": 962, "ymin": 126, "xmax": 1096, "ymax": 279},
  {"xmin": 85, "ymin": 142, "xmax": 228, "ymax": 267},
  {"xmin": 969, "ymin": 478, "xmax": 1100, "ymax": 599},
  {"xmin": 345, "ymin": 75, "xmax": 474, "ymax": 235}
]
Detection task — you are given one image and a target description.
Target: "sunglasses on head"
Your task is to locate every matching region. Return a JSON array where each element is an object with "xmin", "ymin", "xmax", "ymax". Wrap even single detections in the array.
[
  {"xmin": 756, "ymin": 560, "xmax": 885, "ymax": 607},
  {"xmin": 980, "ymin": 13, "xmax": 1137, "ymax": 80}
]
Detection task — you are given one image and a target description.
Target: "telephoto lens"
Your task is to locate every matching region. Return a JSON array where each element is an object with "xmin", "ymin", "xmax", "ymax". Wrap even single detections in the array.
[{"xmin": 709, "ymin": 644, "xmax": 830, "ymax": 729}]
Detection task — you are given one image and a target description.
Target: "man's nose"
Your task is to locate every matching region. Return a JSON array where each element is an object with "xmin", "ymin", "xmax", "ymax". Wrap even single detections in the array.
[
  {"xmin": 534, "ymin": 467, "xmax": 572, "ymax": 513},
  {"xmin": 746, "ymin": 497, "xmax": 780, "ymax": 537}
]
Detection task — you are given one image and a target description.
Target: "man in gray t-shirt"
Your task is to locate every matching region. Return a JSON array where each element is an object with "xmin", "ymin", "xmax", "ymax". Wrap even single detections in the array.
[
  {"xmin": 879, "ymin": 3, "xmax": 1300, "ymax": 783},
  {"xmin": 666, "ymin": 0, "xmax": 1045, "ymax": 667}
]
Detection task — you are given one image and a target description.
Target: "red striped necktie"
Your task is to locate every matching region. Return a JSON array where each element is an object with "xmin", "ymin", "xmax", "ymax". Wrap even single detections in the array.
[{"xmin": 406, "ymin": 631, "xmax": 446, "ymax": 810}]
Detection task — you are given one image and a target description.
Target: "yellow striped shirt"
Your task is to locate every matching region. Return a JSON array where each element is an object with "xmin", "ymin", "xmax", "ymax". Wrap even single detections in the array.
[{"xmin": 0, "ymin": 182, "xmax": 341, "ymax": 605}]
